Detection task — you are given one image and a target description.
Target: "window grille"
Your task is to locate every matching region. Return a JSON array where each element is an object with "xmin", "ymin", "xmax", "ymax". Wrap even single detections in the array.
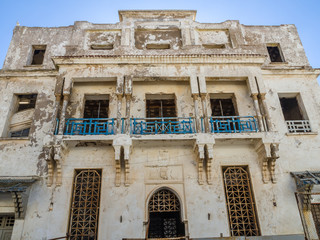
[
  {"xmin": 149, "ymin": 189, "xmax": 180, "ymax": 212},
  {"xmin": 148, "ymin": 189, "xmax": 185, "ymax": 239},
  {"xmin": 0, "ymin": 215, "xmax": 14, "ymax": 228},
  {"xmin": 311, "ymin": 203, "xmax": 320, "ymax": 238},
  {"xmin": 223, "ymin": 166, "xmax": 260, "ymax": 236},
  {"xmin": 68, "ymin": 169, "xmax": 102, "ymax": 240}
]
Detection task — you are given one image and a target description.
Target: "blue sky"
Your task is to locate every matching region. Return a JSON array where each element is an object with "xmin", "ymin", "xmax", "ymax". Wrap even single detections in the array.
[{"xmin": 0, "ymin": 0, "xmax": 319, "ymax": 76}]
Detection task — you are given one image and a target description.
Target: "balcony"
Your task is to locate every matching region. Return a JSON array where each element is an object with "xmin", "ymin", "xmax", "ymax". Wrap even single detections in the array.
[
  {"xmin": 130, "ymin": 117, "xmax": 195, "ymax": 135},
  {"xmin": 64, "ymin": 118, "xmax": 116, "ymax": 135},
  {"xmin": 60, "ymin": 116, "xmax": 260, "ymax": 136},
  {"xmin": 208, "ymin": 116, "xmax": 258, "ymax": 133},
  {"xmin": 286, "ymin": 120, "xmax": 311, "ymax": 133}
]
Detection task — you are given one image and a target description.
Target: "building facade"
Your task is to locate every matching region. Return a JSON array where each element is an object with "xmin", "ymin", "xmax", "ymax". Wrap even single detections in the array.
[{"xmin": 0, "ymin": 10, "xmax": 320, "ymax": 240}]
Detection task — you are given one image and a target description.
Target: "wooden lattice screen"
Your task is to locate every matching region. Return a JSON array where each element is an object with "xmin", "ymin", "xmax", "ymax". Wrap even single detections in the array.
[
  {"xmin": 149, "ymin": 189, "xmax": 180, "ymax": 213},
  {"xmin": 223, "ymin": 166, "xmax": 260, "ymax": 236},
  {"xmin": 69, "ymin": 169, "xmax": 102, "ymax": 240}
]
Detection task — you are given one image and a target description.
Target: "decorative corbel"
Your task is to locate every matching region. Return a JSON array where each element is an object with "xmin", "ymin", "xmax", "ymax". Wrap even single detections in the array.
[
  {"xmin": 113, "ymin": 145, "xmax": 121, "ymax": 187},
  {"xmin": 43, "ymin": 145, "xmax": 54, "ymax": 187},
  {"xmin": 255, "ymin": 141, "xmax": 280, "ymax": 184},
  {"xmin": 123, "ymin": 145, "xmax": 132, "ymax": 186},
  {"xmin": 269, "ymin": 143, "xmax": 279, "ymax": 183},
  {"xmin": 194, "ymin": 143, "xmax": 205, "ymax": 185},
  {"xmin": 53, "ymin": 142, "xmax": 67, "ymax": 186},
  {"xmin": 11, "ymin": 192, "xmax": 23, "ymax": 219},
  {"xmin": 255, "ymin": 141, "xmax": 271, "ymax": 183},
  {"xmin": 206, "ymin": 144, "xmax": 214, "ymax": 185}
]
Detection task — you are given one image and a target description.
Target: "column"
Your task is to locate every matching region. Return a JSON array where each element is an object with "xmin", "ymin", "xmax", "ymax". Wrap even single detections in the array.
[
  {"xmin": 58, "ymin": 93, "xmax": 70, "ymax": 135},
  {"xmin": 260, "ymin": 93, "xmax": 273, "ymax": 131},
  {"xmin": 251, "ymin": 93, "xmax": 264, "ymax": 132}
]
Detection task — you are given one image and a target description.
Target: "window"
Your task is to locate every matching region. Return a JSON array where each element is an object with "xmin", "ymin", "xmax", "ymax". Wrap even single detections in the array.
[
  {"xmin": 279, "ymin": 95, "xmax": 311, "ymax": 133},
  {"xmin": 8, "ymin": 94, "xmax": 37, "ymax": 137},
  {"xmin": 223, "ymin": 166, "xmax": 260, "ymax": 237},
  {"xmin": 0, "ymin": 215, "xmax": 15, "ymax": 239},
  {"xmin": 148, "ymin": 189, "xmax": 185, "ymax": 238},
  {"xmin": 311, "ymin": 203, "xmax": 320, "ymax": 239},
  {"xmin": 210, "ymin": 98, "xmax": 236, "ymax": 117},
  {"xmin": 31, "ymin": 45, "xmax": 46, "ymax": 65},
  {"xmin": 84, "ymin": 95, "xmax": 109, "ymax": 118},
  {"xmin": 68, "ymin": 169, "xmax": 102, "ymax": 240},
  {"xmin": 267, "ymin": 44, "xmax": 284, "ymax": 63},
  {"xmin": 146, "ymin": 95, "xmax": 176, "ymax": 118}
]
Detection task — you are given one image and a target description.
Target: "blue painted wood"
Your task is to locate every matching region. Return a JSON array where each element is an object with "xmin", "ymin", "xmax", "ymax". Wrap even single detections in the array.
[
  {"xmin": 209, "ymin": 116, "xmax": 258, "ymax": 133},
  {"xmin": 64, "ymin": 118, "xmax": 116, "ymax": 135},
  {"xmin": 131, "ymin": 117, "xmax": 195, "ymax": 135}
]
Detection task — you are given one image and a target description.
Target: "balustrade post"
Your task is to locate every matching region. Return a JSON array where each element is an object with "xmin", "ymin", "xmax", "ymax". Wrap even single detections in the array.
[
  {"xmin": 58, "ymin": 93, "xmax": 70, "ymax": 135},
  {"xmin": 260, "ymin": 93, "xmax": 273, "ymax": 131},
  {"xmin": 251, "ymin": 93, "xmax": 264, "ymax": 132}
]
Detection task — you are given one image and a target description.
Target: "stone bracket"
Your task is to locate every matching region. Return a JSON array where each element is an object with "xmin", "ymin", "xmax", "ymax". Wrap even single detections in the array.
[
  {"xmin": 43, "ymin": 141, "xmax": 67, "ymax": 187},
  {"xmin": 11, "ymin": 192, "xmax": 24, "ymax": 219},
  {"xmin": 113, "ymin": 135, "xmax": 132, "ymax": 187},
  {"xmin": 194, "ymin": 134, "xmax": 215, "ymax": 185},
  {"xmin": 256, "ymin": 141, "xmax": 279, "ymax": 184}
]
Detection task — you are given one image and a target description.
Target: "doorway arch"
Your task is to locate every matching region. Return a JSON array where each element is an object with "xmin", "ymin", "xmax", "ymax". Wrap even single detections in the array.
[{"xmin": 147, "ymin": 188, "xmax": 185, "ymax": 239}]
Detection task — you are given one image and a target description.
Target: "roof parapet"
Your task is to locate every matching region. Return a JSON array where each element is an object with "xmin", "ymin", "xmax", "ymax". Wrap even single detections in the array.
[{"xmin": 118, "ymin": 10, "xmax": 197, "ymax": 22}]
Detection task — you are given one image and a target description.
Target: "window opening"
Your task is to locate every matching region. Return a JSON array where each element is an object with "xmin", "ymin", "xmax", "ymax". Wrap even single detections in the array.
[
  {"xmin": 0, "ymin": 215, "xmax": 15, "ymax": 239},
  {"xmin": 9, "ymin": 94, "xmax": 37, "ymax": 138},
  {"xmin": 279, "ymin": 97, "xmax": 303, "ymax": 121},
  {"xmin": 279, "ymin": 96, "xmax": 311, "ymax": 133},
  {"xmin": 17, "ymin": 94, "xmax": 37, "ymax": 112},
  {"xmin": 223, "ymin": 166, "xmax": 260, "ymax": 237},
  {"xmin": 311, "ymin": 203, "xmax": 320, "ymax": 239},
  {"xmin": 146, "ymin": 99, "xmax": 176, "ymax": 118},
  {"xmin": 210, "ymin": 99, "xmax": 236, "ymax": 117},
  {"xmin": 267, "ymin": 45, "xmax": 284, "ymax": 63},
  {"xmin": 68, "ymin": 169, "xmax": 102, "ymax": 240},
  {"xmin": 31, "ymin": 46, "xmax": 46, "ymax": 65},
  {"xmin": 148, "ymin": 189, "xmax": 185, "ymax": 239},
  {"xmin": 84, "ymin": 99, "xmax": 109, "ymax": 118}
]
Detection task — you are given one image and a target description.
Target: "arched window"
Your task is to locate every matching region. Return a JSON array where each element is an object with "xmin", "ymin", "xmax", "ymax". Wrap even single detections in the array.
[
  {"xmin": 147, "ymin": 188, "xmax": 185, "ymax": 239},
  {"xmin": 68, "ymin": 169, "xmax": 102, "ymax": 240}
]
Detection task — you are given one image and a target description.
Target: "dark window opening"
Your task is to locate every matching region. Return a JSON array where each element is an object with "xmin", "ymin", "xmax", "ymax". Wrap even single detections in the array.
[
  {"xmin": 31, "ymin": 46, "xmax": 46, "ymax": 65},
  {"xmin": 311, "ymin": 203, "xmax": 320, "ymax": 239},
  {"xmin": 211, "ymin": 99, "xmax": 236, "ymax": 116},
  {"xmin": 279, "ymin": 97, "xmax": 303, "ymax": 120},
  {"xmin": 17, "ymin": 94, "xmax": 37, "ymax": 112},
  {"xmin": 223, "ymin": 166, "xmax": 260, "ymax": 236},
  {"xmin": 148, "ymin": 189, "xmax": 185, "ymax": 239},
  {"xmin": 146, "ymin": 99, "xmax": 176, "ymax": 118},
  {"xmin": 267, "ymin": 46, "xmax": 284, "ymax": 63},
  {"xmin": 84, "ymin": 99, "xmax": 109, "ymax": 118},
  {"xmin": 9, "ymin": 128, "xmax": 30, "ymax": 138}
]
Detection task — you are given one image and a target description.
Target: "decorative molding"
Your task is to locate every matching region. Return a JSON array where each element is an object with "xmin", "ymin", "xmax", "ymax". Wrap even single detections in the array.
[{"xmin": 255, "ymin": 141, "xmax": 279, "ymax": 184}]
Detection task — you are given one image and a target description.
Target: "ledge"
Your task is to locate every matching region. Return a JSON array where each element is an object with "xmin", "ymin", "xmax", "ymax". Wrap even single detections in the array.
[
  {"xmin": 0, "ymin": 137, "xmax": 29, "ymax": 141},
  {"xmin": 286, "ymin": 132, "xmax": 318, "ymax": 136}
]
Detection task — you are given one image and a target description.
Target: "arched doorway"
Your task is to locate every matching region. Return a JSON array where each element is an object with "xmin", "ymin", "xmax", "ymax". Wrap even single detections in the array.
[{"xmin": 147, "ymin": 188, "xmax": 185, "ymax": 239}]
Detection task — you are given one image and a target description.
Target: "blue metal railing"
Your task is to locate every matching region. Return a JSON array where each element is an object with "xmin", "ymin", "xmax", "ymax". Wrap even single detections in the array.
[
  {"xmin": 209, "ymin": 116, "xmax": 258, "ymax": 133},
  {"xmin": 130, "ymin": 117, "xmax": 195, "ymax": 135},
  {"xmin": 64, "ymin": 118, "xmax": 116, "ymax": 135}
]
